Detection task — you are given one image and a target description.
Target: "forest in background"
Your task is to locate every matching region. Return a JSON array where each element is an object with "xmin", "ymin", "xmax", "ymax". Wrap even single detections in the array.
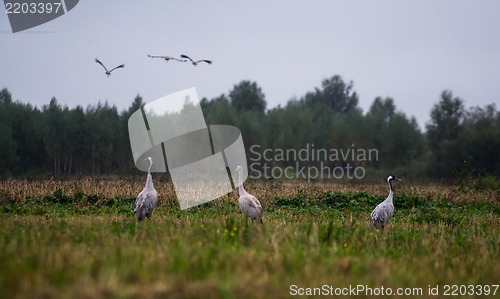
[{"xmin": 1, "ymin": 74, "xmax": 499, "ymax": 180}]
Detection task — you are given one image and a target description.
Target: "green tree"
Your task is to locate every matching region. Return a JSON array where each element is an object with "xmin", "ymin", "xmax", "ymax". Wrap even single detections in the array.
[
  {"xmin": 62, "ymin": 105, "xmax": 89, "ymax": 175},
  {"xmin": 41, "ymin": 97, "xmax": 64, "ymax": 176},
  {"xmin": 454, "ymin": 104, "xmax": 500, "ymax": 176},
  {"xmin": 0, "ymin": 89, "xmax": 18, "ymax": 175},
  {"xmin": 229, "ymin": 81, "xmax": 266, "ymax": 114},
  {"xmin": 366, "ymin": 97, "xmax": 396, "ymax": 151},
  {"xmin": 426, "ymin": 90, "xmax": 464, "ymax": 151},
  {"xmin": 118, "ymin": 94, "xmax": 145, "ymax": 172},
  {"xmin": 1, "ymin": 88, "xmax": 49, "ymax": 175},
  {"xmin": 201, "ymin": 94, "xmax": 237, "ymax": 125},
  {"xmin": 8, "ymin": 102, "xmax": 45, "ymax": 174},
  {"xmin": 86, "ymin": 101, "xmax": 121, "ymax": 174},
  {"xmin": 368, "ymin": 97, "xmax": 396, "ymax": 124},
  {"xmin": 426, "ymin": 90, "xmax": 465, "ymax": 177},
  {"xmin": 0, "ymin": 88, "xmax": 13, "ymax": 104},
  {"xmin": 385, "ymin": 114, "xmax": 425, "ymax": 171},
  {"xmin": 364, "ymin": 97, "xmax": 426, "ymax": 175},
  {"xmin": 303, "ymin": 75, "xmax": 359, "ymax": 114}
]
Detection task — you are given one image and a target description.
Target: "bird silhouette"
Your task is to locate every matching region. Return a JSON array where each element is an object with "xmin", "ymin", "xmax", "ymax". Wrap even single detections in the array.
[
  {"xmin": 95, "ymin": 58, "xmax": 124, "ymax": 77},
  {"xmin": 147, "ymin": 54, "xmax": 187, "ymax": 63},
  {"xmin": 180, "ymin": 54, "xmax": 212, "ymax": 66}
]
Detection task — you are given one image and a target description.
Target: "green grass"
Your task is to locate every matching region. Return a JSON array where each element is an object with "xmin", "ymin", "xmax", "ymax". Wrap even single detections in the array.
[{"xmin": 0, "ymin": 183, "xmax": 499, "ymax": 298}]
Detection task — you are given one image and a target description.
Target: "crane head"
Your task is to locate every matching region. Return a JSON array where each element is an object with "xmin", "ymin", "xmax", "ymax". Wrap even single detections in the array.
[{"xmin": 387, "ymin": 175, "xmax": 401, "ymax": 182}]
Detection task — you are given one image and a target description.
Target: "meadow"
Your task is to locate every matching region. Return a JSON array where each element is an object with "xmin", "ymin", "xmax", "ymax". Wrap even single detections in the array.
[{"xmin": 0, "ymin": 177, "xmax": 499, "ymax": 298}]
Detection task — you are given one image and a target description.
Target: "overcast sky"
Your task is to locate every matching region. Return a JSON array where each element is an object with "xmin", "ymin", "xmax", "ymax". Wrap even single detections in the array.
[{"xmin": 1, "ymin": 1, "xmax": 499, "ymax": 130}]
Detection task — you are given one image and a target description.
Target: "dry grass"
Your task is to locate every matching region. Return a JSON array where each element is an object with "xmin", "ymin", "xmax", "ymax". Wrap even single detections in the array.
[{"xmin": 1, "ymin": 176, "xmax": 497, "ymax": 205}]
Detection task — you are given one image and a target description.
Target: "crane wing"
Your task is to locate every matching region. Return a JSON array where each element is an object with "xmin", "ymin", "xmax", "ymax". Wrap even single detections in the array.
[
  {"xmin": 197, "ymin": 59, "xmax": 212, "ymax": 64},
  {"xmin": 239, "ymin": 194, "xmax": 262, "ymax": 221},
  {"xmin": 249, "ymin": 195, "xmax": 263, "ymax": 222},
  {"xmin": 134, "ymin": 189, "xmax": 157, "ymax": 219},
  {"xmin": 370, "ymin": 203, "xmax": 393, "ymax": 225},
  {"xmin": 149, "ymin": 55, "xmax": 186, "ymax": 62},
  {"xmin": 180, "ymin": 54, "xmax": 194, "ymax": 63},
  {"xmin": 109, "ymin": 64, "xmax": 125, "ymax": 73},
  {"xmin": 134, "ymin": 190, "xmax": 147, "ymax": 213},
  {"xmin": 95, "ymin": 58, "xmax": 109, "ymax": 72}
]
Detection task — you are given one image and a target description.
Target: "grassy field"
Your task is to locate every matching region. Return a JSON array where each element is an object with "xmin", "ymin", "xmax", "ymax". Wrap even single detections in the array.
[{"xmin": 0, "ymin": 177, "xmax": 499, "ymax": 298}]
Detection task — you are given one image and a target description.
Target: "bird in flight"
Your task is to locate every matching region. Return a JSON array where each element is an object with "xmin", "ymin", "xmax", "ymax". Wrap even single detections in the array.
[
  {"xmin": 147, "ymin": 54, "xmax": 187, "ymax": 63},
  {"xmin": 95, "ymin": 58, "xmax": 125, "ymax": 77},
  {"xmin": 180, "ymin": 54, "xmax": 212, "ymax": 66}
]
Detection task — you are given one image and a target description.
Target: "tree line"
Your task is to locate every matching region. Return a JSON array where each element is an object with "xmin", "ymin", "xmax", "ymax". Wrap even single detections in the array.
[{"xmin": 1, "ymin": 75, "xmax": 498, "ymax": 179}]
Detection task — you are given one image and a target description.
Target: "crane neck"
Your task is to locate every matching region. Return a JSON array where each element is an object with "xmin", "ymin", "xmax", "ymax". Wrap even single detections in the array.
[
  {"xmin": 387, "ymin": 180, "xmax": 394, "ymax": 203},
  {"xmin": 146, "ymin": 159, "xmax": 153, "ymax": 188},
  {"xmin": 238, "ymin": 171, "xmax": 246, "ymax": 195},
  {"xmin": 145, "ymin": 173, "xmax": 154, "ymax": 188}
]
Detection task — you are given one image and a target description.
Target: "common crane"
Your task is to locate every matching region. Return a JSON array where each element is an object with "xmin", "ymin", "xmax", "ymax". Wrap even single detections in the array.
[
  {"xmin": 134, "ymin": 157, "xmax": 158, "ymax": 221},
  {"xmin": 235, "ymin": 165, "xmax": 263, "ymax": 224},
  {"xmin": 95, "ymin": 58, "xmax": 124, "ymax": 77},
  {"xmin": 180, "ymin": 54, "xmax": 212, "ymax": 65},
  {"xmin": 370, "ymin": 175, "xmax": 401, "ymax": 230}
]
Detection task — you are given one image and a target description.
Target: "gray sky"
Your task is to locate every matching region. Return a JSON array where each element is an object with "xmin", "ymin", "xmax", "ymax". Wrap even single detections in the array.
[{"xmin": 1, "ymin": 1, "xmax": 499, "ymax": 130}]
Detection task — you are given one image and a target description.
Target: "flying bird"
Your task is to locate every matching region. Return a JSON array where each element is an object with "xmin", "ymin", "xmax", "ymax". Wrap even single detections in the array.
[
  {"xmin": 147, "ymin": 54, "xmax": 187, "ymax": 62},
  {"xmin": 95, "ymin": 58, "xmax": 125, "ymax": 77},
  {"xmin": 134, "ymin": 157, "xmax": 158, "ymax": 221},
  {"xmin": 235, "ymin": 165, "xmax": 263, "ymax": 224},
  {"xmin": 370, "ymin": 175, "xmax": 401, "ymax": 230},
  {"xmin": 180, "ymin": 54, "xmax": 212, "ymax": 66}
]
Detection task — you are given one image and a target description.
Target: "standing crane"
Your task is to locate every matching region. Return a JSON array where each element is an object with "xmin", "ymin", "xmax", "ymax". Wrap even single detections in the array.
[
  {"xmin": 235, "ymin": 166, "xmax": 263, "ymax": 224},
  {"xmin": 95, "ymin": 58, "xmax": 125, "ymax": 77},
  {"xmin": 370, "ymin": 175, "xmax": 401, "ymax": 229},
  {"xmin": 134, "ymin": 157, "xmax": 158, "ymax": 221},
  {"xmin": 180, "ymin": 54, "xmax": 212, "ymax": 66}
]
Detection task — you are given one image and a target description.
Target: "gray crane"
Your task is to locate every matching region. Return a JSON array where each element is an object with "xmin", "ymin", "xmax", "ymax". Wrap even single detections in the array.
[
  {"xmin": 370, "ymin": 175, "xmax": 401, "ymax": 229},
  {"xmin": 235, "ymin": 166, "xmax": 263, "ymax": 224},
  {"xmin": 180, "ymin": 54, "xmax": 212, "ymax": 65},
  {"xmin": 147, "ymin": 54, "xmax": 187, "ymax": 63},
  {"xmin": 134, "ymin": 157, "xmax": 158, "ymax": 221},
  {"xmin": 95, "ymin": 58, "xmax": 124, "ymax": 77}
]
